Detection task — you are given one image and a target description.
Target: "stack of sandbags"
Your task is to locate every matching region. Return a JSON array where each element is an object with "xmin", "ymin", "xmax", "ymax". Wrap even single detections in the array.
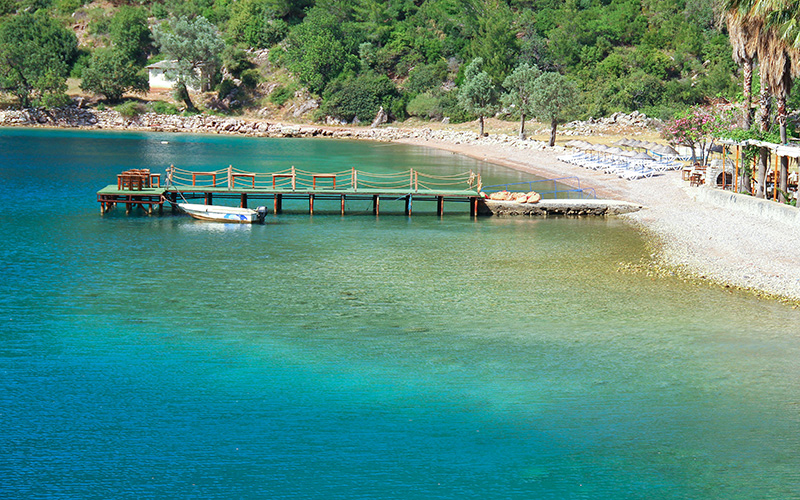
[{"xmin": 482, "ymin": 190, "xmax": 541, "ymax": 204}]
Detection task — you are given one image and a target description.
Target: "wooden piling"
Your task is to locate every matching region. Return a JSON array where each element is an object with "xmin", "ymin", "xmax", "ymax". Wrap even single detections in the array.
[
  {"xmin": 240, "ymin": 193, "xmax": 248, "ymax": 208},
  {"xmin": 341, "ymin": 195, "xmax": 346, "ymax": 215},
  {"xmin": 405, "ymin": 195, "xmax": 412, "ymax": 215},
  {"xmin": 309, "ymin": 194, "xmax": 315, "ymax": 214},
  {"xmin": 373, "ymin": 195, "xmax": 379, "ymax": 215},
  {"xmin": 274, "ymin": 194, "xmax": 283, "ymax": 214},
  {"xmin": 205, "ymin": 192, "xmax": 213, "ymax": 205},
  {"xmin": 436, "ymin": 196, "xmax": 444, "ymax": 216}
]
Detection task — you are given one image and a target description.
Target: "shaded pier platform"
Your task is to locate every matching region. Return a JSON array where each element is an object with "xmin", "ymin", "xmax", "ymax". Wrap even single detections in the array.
[{"xmin": 97, "ymin": 166, "xmax": 483, "ymax": 216}]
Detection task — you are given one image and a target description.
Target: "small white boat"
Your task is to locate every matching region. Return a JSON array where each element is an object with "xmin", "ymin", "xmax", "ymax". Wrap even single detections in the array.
[{"xmin": 178, "ymin": 203, "xmax": 267, "ymax": 223}]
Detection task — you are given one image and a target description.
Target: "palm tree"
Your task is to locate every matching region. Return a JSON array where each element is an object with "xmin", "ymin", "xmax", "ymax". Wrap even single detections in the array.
[
  {"xmin": 758, "ymin": 0, "xmax": 800, "ymax": 199},
  {"xmin": 759, "ymin": 28, "xmax": 794, "ymax": 198},
  {"xmin": 723, "ymin": 0, "xmax": 798, "ymax": 199},
  {"xmin": 726, "ymin": 11, "xmax": 760, "ymax": 129}
]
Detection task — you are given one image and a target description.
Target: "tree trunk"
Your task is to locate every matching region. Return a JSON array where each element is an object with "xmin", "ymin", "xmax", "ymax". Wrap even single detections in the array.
[
  {"xmin": 758, "ymin": 68, "xmax": 771, "ymax": 134},
  {"xmin": 756, "ymin": 147, "xmax": 768, "ymax": 198},
  {"xmin": 478, "ymin": 115, "xmax": 485, "ymax": 136},
  {"xmin": 779, "ymin": 93, "xmax": 788, "ymax": 202},
  {"xmin": 177, "ymin": 82, "xmax": 196, "ymax": 112},
  {"xmin": 756, "ymin": 72, "xmax": 771, "ymax": 199},
  {"xmin": 743, "ymin": 59, "xmax": 753, "ymax": 130},
  {"xmin": 519, "ymin": 113, "xmax": 526, "ymax": 140},
  {"xmin": 549, "ymin": 118, "xmax": 557, "ymax": 147}
]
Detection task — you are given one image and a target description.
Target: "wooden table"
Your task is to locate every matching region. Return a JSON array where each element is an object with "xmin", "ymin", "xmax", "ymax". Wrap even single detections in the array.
[
  {"xmin": 312, "ymin": 174, "xmax": 336, "ymax": 189},
  {"xmin": 272, "ymin": 173, "xmax": 296, "ymax": 190},
  {"xmin": 192, "ymin": 172, "xmax": 217, "ymax": 186},
  {"xmin": 231, "ymin": 173, "xmax": 256, "ymax": 188}
]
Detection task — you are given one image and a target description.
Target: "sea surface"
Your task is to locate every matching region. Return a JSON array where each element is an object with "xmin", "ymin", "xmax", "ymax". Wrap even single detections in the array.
[{"xmin": 1, "ymin": 128, "xmax": 799, "ymax": 499}]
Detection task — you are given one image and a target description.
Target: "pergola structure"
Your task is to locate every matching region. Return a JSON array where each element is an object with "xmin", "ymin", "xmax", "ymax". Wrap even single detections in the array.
[{"xmin": 716, "ymin": 138, "xmax": 800, "ymax": 200}]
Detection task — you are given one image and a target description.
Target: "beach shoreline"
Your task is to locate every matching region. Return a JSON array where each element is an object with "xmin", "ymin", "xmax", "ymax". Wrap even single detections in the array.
[
  {"xmin": 4, "ymin": 112, "xmax": 799, "ymax": 303},
  {"xmin": 393, "ymin": 136, "xmax": 800, "ymax": 304}
]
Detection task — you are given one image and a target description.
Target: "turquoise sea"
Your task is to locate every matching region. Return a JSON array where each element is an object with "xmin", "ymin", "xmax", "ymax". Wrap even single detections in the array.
[{"xmin": 1, "ymin": 128, "xmax": 799, "ymax": 499}]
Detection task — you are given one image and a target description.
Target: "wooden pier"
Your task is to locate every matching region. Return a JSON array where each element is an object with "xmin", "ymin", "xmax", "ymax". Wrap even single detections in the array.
[{"xmin": 97, "ymin": 166, "xmax": 482, "ymax": 217}]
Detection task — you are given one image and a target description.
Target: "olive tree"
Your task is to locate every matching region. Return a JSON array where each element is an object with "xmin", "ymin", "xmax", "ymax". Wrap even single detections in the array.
[
  {"xmin": 153, "ymin": 16, "xmax": 225, "ymax": 110},
  {"xmin": 502, "ymin": 62, "xmax": 541, "ymax": 140},
  {"xmin": 457, "ymin": 57, "xmax": 497, "ymax": 136},
  {"xmin": 531, "ymin": 72, "xmax": 579, "ymax": 147},
  {"xmin": 80, "ymin": 48, "xmax": 149, "ymax": 102}
]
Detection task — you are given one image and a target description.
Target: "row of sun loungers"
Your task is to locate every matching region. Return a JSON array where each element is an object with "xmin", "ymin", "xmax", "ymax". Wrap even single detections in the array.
[{"xmin": 557, "ymin": 152, "xmax": 683, "ymax": 180}]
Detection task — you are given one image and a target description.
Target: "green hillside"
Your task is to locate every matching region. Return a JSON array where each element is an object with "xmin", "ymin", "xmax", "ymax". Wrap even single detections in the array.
[{"xmin": 0, "ymin": 0, "xmax": 741, "ymax": 122}]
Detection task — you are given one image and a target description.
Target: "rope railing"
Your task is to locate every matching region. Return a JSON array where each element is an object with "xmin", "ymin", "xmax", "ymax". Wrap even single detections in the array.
[{"xmin": 165, "ymin": 165, "xmax": 481, "ymax": 193}]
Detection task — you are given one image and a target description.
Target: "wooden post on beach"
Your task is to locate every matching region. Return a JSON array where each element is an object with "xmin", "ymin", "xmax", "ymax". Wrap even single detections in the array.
[
  {"xmin": 735, "ymin": 145, "xmax": 740, "ymax": 193},
  {"xmin": 722, "ymin": 148, "xmax": 727, "ymax": 189},
  {"xmin": 774, "ymin": 151, "xmax": 778, "ymax": 201}
]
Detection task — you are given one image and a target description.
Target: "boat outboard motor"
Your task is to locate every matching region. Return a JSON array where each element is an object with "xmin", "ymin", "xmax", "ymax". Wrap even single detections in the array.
[{"xmin": 255, "ymin": 206, "xmax": 268, "ymax": 222}]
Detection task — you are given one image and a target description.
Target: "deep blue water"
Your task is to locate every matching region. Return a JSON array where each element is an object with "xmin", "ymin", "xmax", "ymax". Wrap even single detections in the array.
[{"xmin": 1, "ymin": 128, "xmax": 800, "ymax": 499}]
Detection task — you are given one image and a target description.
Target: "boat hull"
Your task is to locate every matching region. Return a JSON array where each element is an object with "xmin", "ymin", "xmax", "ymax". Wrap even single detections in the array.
[{"xmin": 177, "ymin": 203, "xmax": 266, "ymax": 223}]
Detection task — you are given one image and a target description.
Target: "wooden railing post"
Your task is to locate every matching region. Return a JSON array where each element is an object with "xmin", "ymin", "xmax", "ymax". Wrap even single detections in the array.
[
  {"xmin": 353, "ymin": 168, "xmax": 358, "ymax": 192},
  {"xmin": 227, "ymin": 165, "xmax": 233, "ymax": 190}
]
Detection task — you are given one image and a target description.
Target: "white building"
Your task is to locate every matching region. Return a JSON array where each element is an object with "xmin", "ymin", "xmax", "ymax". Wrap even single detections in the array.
[{"xmin": 146, "ymin": 60, "xmax": 200, "ymax": 91}]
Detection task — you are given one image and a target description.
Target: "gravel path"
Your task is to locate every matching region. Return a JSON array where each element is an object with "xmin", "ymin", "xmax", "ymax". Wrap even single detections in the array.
[{"xmin": 396, "ymin": 137, "xmax": 800, "ymax": 302}]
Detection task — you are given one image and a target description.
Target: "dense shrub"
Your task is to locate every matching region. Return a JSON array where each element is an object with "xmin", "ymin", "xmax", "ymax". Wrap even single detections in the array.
[
  {"xmin": 438, "ymin": 91, "xmax": 472, "ymax": 123},
  {"xmin": 240, "ymin": 69, "xmax": 260, "ymax": 89},
  {"xmin": 404, "ymin": 61, "xmax": 448, "ymax": 96},
  {"xmin": 115, "ymin": 101, "xmax": 145, "ymax": 118},
  {"xmin": 321, "ymin": 73, "xmax": 400, "ymax": 123},
  {"xmin": 228, "ymin": 0, "xmax": 288, "ymax": 48},
  {"xmin": 221, "ymin": 46, "xmax": 253, "ymax": 79},
  {"xmin": 149, "ymin": 100, "xmax": 179, "ymax": 115},
  {"xmin": 55, "ymin": 0, "xmax": 82, "ymax": 15},
  {"xmin": 406, "ymin": 92, "xmax": 443, "ymax": 120},
  {"xmin": 217, "ymin": 78, "xmax": 236, "ymax": 99},
  {"xmin": 269, "ymin": 85, "xmax": 295, "ymax": 107}
]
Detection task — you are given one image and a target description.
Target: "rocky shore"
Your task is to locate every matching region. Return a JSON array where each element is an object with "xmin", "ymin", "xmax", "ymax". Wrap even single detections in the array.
[{"xmin": 0, "ymin": 104, "xmax": 648, "ymax": 150}]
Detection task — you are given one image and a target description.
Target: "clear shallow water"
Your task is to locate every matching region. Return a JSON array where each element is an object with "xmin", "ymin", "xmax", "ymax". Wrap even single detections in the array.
[{"xmin": 1, "ymin": 128, "xmax": 800, "ymax": 499}]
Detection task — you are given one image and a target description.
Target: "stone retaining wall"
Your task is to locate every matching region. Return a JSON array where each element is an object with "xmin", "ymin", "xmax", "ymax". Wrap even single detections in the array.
[{"xmin": 689, "ymin": 186, "xmax": 800, "ymax": 227}]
